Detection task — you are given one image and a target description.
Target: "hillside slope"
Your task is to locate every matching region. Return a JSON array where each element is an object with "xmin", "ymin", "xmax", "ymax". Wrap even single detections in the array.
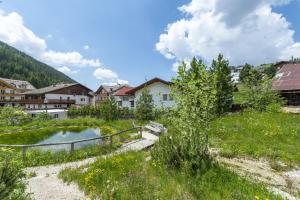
[{"xmin": 0, "ymin": 41, "xmax": 75, "ymax": 88}]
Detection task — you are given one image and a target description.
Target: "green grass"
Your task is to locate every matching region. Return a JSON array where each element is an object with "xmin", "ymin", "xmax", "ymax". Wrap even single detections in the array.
[
  {"xmin": 209, "ymin": 111, "xmax": 300, "ymax": 166},
  {"xmin": 233, "ymin": 84, "xmax": 247, "ymax": 104},
  {"xmin": 59, "ymin": 151, "xmax": 281, "ymax": 200}
]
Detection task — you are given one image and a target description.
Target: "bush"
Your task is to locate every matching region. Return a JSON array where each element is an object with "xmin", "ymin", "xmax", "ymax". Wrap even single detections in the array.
[
  {"xmin": 135, "ymin": 89, "xmax": 154, "ymax": 120},
  {"xmin": 0, "ymin": 149, "xmax": 29, "ymax": 200},
  {"xmin": 0, "ymin": 107, "xmax": 32, "ymax": 126}
]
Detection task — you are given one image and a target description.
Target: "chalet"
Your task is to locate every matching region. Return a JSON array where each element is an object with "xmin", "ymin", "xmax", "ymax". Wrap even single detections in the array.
[
  {"xmin": 22, "ymin": 83, "xmax": 94, "ymax": 110},
  {"xmin": 0, "ymin": 77, "xmax": 35, "ymax": 107},
  {"xmin": 94, "ymin": 85, "xmax": 122, "ymax": 105},
  {"xmin": 126, "ymin": 78, "xmax": 175, "ymax": 108},
  {"xmin": 273, "ymin": 63, "xmax": 300, "ymax": 105},
  {"xmin": 113, "ymin": 86, "xmax": 135, "ymax": 109}
]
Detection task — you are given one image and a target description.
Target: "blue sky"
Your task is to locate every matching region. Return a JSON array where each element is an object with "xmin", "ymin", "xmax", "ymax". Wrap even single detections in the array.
[{"xmin": 0, "ymin": 0, "xmax": 299, "ymax": 90}]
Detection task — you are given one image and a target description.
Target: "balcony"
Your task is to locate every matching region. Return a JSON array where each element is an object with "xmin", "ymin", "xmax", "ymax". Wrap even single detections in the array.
[{"xmin": 15, "ymin": 99, "xmax": 76, "ymax": 104}]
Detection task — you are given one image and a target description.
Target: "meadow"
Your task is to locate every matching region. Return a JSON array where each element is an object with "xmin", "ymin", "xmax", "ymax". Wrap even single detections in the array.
[
  {"xmin": 209, "ymin": 111, "xmax": 300, "ymax": 166},
  {"xmin": 59, "ymin": 151, "xmax": 282, "ymax": 200}
]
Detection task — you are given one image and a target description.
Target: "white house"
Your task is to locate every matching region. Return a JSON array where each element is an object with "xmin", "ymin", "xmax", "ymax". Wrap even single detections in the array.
[
  {"xmin": 113, "ymin": 86, "xmax": 135, "ymax": 109},
  {"xmin": 126, "ymin": 78, "xmax": 175, "ymax": 109},
  {"xmin": 22, "ymin": 83, "xmax": 94, "ymax": 110}
]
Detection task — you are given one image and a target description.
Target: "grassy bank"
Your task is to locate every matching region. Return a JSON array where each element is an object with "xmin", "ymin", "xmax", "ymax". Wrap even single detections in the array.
[
  {"xmin": 209, "ymin": 111, "xmax": 300, "ymax": 165},
  {"xmin": 0, "ymin": 118, "xmax": 144, "ymax": 167},
  {"xmin": 59, "ymin": 151, "xmax": 281, "ymax": 200},
  {"xmin": 0, "ymin": 118, "xmax": 143, "ymax": 134}
]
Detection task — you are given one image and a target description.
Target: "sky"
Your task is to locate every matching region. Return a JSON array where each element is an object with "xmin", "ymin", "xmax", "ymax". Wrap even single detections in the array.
[{"xmin": 0, "ymin": 0, "xmax": 299, "ymax": 91}]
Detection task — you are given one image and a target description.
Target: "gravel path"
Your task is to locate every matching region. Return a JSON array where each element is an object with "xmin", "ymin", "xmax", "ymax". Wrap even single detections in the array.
[{"xmin": 26, "ymin": 131, "xmax": 158, "ymax": 200}]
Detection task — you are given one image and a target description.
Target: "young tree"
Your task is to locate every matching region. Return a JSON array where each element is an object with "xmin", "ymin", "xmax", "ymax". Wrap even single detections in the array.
[
  {"xmin": 152, "ymin": 58, "xmax": 216, "ymax": 172},
  {"xmin": 100, "ymin": 97, "xmax": 119, "ymax": 121},
  {"xmin": 211, "ymin": 54, "xmax": 234, "ymax": 115},
  {"xmin": 239, "ymin": 63, "xmax": 253, "ymax": 83},
  {"xmin": 135, "ymin": 89, "xmax": 154, "ymax": 120},
  {"xmin": 244, "ymin": 69, "xmax": 283, "ymax": 111}
]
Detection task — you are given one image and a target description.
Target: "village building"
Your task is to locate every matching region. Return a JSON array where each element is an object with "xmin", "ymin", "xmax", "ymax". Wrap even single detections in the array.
[
  {"xmin": 126, "ymin": 77, "xmax": 175, "ymax": 109},
  {"xmin": 0, "ymin": 77, "xmax": 35, "ymax": 107},
  {"xmin": 22, "ymin": 83, "xmax": 94, "ymax": 111},
  {"xmin": 113, "ymin": 86, "xmax": 135, "ymax": 109},
  {"xmin": 273, "ymin": 63, "xmax": 300, "ymax": 106},
  {"xmin": 94, "ymin": 85, "xmax": 122, "ymax": 105}
]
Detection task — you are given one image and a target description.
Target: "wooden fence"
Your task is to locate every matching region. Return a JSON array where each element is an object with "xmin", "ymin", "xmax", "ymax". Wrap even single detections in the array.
[{"xmin": 0, "ymin": 126, "xmax": 143, "ymax": 162}]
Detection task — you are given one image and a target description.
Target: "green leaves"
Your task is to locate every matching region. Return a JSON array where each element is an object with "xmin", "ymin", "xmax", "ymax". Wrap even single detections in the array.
[{"xmin": 135, "ymin": 89, "xmax": 154, "ymax": 120}]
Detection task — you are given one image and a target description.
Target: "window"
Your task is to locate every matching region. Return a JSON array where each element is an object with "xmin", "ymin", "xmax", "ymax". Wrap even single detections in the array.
[
  {"xmin": 10, "ymin": 97, "xmax": 14, "ymax": 100},
  {"xmin": 118, "ymin": 101, "xmax": 122, "ymax": 107},
  {"xmin": 0, "ymin": 90, "xmax": 4, "ymax": 94},
  {"xmin": 163, "ymin": 94, "xmax": 168, "ymax": 101},
  {"xmin": 10, "ymin": 90, "xmax": 14, "ymax": 94},
  {"xmin": 130, "ymin": 101, "xmax": 134, "ymax": 108},
  {"xmin": 54, "ymin": 114, "xmax": 59, "ymax": 119},
  {"xmin": 38, "ymin": 105, "xmax": 42, "ymax": 109},
  {"xmin": 81, "ymin": 98, "xmax": 85, "ymax": 102}
]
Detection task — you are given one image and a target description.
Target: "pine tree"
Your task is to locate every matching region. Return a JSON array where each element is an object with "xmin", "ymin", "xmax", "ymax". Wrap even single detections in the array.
[
  {"xmin": 135, "ymin": 89, "xmax": 154, "ymax": 120},
  {"xmin": 211, "ymin": 54, "xmax": 234, "ymax": 115}
]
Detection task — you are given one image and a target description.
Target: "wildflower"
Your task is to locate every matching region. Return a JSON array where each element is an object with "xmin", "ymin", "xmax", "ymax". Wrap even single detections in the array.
[{"xmin": 255, "ymin": 196, "xmax": 259, "ymax": 200}]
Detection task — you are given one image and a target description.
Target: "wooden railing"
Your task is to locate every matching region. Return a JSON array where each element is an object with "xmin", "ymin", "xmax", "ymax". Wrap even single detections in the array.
[{"xmin": 0, "ymin": 126, "xmax": 143, "ymax": 162}]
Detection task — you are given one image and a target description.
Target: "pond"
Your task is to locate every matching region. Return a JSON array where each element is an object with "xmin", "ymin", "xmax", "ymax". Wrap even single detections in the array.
[{"xmin": 0, "ymin": 127, "xmax": 104, "ymax": 152}]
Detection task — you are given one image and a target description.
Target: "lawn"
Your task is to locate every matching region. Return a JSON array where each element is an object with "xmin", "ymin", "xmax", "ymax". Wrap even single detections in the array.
[
  {"xmin": 59, "ymin": 151, "xmax": 281, "ymax": 200},
  {"xmin": 209, "ymin": 111, "xmax": 300, "ymax": 166},
  {"xmin": 233, "ymin": 84, "xmax": 247, "ymax": 104}
]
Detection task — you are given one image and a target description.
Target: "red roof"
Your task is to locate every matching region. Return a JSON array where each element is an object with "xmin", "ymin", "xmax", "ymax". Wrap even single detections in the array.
[
  {"xmin": 126, "ymin": 77, "xmax": 172, "ymax": 94},
  {"xmin": 114, "ymin": 86, "xmax": 134, "ymax": 96},
  {"xmin": 273, "ymin": 63, "xmax": 300, "ymax": 91}
]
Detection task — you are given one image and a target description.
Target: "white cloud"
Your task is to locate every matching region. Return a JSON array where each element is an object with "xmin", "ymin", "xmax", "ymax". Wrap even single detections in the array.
[
  {"xmin": 83, "ymin": 45, "xmax": 89, "ymax": 50},
  {"xmin": 93, "ymin": 68, "xmax": 129, "ymax": 85},
  {"xmin": 156, "ymin": 0, "xmax": 300, "ymax": 67},
  {"xmin": 57, "ymin": 66, "xmax": 78, "ymax": 74},
  {"xmin": 0, "ymin": 9, "xmax": 101, "ymax": 68}
]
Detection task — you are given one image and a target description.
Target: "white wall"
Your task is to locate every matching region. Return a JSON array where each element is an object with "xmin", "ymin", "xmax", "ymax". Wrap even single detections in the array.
[
  {"xmin": 114, "ymin": 95, "xmax": 135, "ymax": 109},
  {"xmin": 134, "ymin": 82, "xmax": 175, "ymax": 108},
  {"xmin": 45, "ymin": 94, "xmax": 91, "ymax": 105}
]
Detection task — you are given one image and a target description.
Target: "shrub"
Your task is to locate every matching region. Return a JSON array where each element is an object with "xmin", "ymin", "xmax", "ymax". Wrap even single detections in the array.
[
  {"xmin": 99, "ymin": 98, "xmax": 119, "ymax": 121},
  {"xmin": 135, "ymin": 89, "xmax": 154, "ymax": 120},
  {"xmin": 0, "ymin": 149, "xmax": 29, "ymax": 200},
  {"xmin": 0, "ymin": 107, "xmax": 32, "ymax": 126}
]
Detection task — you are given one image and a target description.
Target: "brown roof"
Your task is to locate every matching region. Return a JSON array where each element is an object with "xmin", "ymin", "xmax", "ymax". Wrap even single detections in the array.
[
  {"xmin": 273, "ymin": 63, "xmax": 300, "ymax": 91},
  {"xmin": 113, "ymin": 86, "xmax": 134, "ymax": 96},
  {"xmin": 95, "ymin": 85, "xmax": 121, "ymax": 94},
  {"xmin": 0, "ymin": 77, "xmax": 36, "ymax": 90},
  {"xmin": 23, "ymin": 83, "xmax": 94, "ymax": 96},
  {"xmin": 126, "ymin": 77, "xmax": 172, "ymax": 95}
]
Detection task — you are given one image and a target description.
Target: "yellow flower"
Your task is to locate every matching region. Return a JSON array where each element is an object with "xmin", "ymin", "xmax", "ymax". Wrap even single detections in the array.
[{"xmin": 255, "ymin": 196, "xmax": 259, "ymax": 200}]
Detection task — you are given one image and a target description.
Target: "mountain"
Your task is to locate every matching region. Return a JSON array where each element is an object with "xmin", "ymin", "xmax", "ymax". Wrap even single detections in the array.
[{"xmin": 0, "ymin": 41, "xmax": 76, "ymax": 88}]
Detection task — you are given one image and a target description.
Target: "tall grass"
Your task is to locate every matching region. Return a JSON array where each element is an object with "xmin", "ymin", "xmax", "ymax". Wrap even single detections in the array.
[
  {"xmin": 209, "ymin": 111, "xmax": 300, "ymax": 165},
  {"xmin": 59, "ymin": 151, "xmax": 281, "ymax": 200}
]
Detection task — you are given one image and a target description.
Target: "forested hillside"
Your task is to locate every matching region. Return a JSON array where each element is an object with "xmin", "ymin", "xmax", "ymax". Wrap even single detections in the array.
[{"xmin": 0, "ymin": 41, "xmax": 75, "ymax": 88}]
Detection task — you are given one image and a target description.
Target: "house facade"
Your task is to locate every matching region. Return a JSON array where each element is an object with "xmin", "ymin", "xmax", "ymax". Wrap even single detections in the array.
[
  {"xmin": 94, "ymin": 85, "xmax": 122, "ymax": 105},
  {"xmin": 272, "ymin": 63, "xmax": 300, "ymax": 106},
  {"xmin": 113, "ymin": 86, "xmax": 135, "ymax": 109},
  {"xmin": 126, "ymin": 78, "xmax": 175, "ymax": 109},
  {"xmin": 0, "ymin": 77, "xmax": 35, "ymax": 107},
  {"xmin": 22, "ymin": 83, "xmax": 94, "ymax": 110}
]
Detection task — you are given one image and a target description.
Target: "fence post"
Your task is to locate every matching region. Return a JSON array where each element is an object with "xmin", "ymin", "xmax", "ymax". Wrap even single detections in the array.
[
  {"xmin": 22, "ymin": 146, "xmax": 27, "ymax": 162},
  {"xmin": 140, "ymin": 126, "xmax": 143, "ymax": 138},
  {"xmin": 70, "ymin": 143, "xmax": 74, "ymax": 154}
]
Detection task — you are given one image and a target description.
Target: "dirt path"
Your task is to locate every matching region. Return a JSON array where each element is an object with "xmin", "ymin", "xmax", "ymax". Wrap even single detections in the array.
[
  {"xmin": 25, "ymin": 132, "xmax": 158, "ymax": 200},
  {"xmin": 216, "ymin": 154, "xmax": 300, "ymax": 200}
]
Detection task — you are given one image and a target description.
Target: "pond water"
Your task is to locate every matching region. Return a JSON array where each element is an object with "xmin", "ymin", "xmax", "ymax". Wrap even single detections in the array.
[
  {"xmin": 36, "ymin": 128, "xmax": 103, "ymax": 151},
  {"xmin": 0, "ymin": 127, "xmax": 104, "ymax": 152}
]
